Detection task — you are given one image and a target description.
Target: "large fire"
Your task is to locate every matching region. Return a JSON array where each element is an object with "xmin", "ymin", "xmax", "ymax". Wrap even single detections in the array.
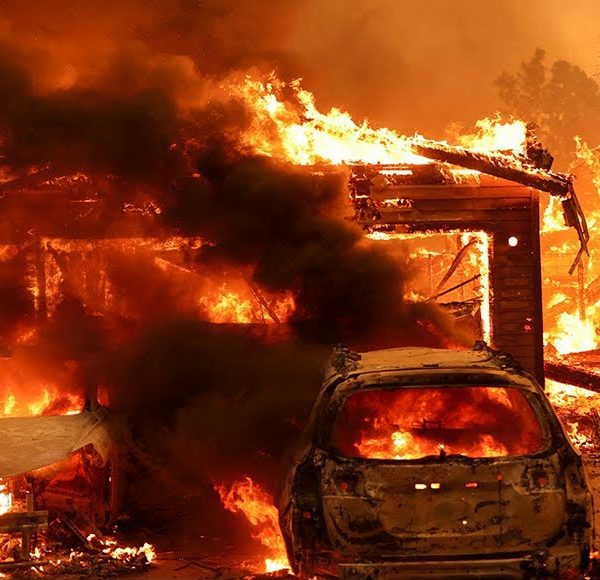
[
  {"xmin": 334, "ymin": 386, "xmax": 544, "ymax": 460},
  {"xmin": 235, "ymin": 77, "xmax": 527, "ymax": 166},
  {"xmin": 0, "ymin": 70, "xmax": 596, "ymax": 574}
]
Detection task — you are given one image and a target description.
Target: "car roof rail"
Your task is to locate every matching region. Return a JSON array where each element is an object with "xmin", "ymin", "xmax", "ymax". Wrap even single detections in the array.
[
  {"xmin": 472, "ymin": 340, "xmax": 525, "ymax": 374},
  {"xmin": 330, "ymin": 344, "xmax": 362, "ymax": 378}
]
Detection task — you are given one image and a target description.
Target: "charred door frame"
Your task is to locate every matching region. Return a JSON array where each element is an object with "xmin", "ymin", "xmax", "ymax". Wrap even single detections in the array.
[{"xmin": 362, "ymin": 175, "xmax": 544, "ymax": 384}]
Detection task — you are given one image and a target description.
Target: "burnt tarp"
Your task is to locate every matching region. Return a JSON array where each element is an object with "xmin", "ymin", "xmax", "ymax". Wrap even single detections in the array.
[{"xmin": 0, "ymin": 410, "xmax": 112, "ymax": 478}]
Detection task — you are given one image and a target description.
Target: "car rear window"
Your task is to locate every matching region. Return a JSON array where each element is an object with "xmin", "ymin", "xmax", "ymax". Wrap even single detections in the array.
[{"xmin": 333, "ymin": 386, "xmax": 545, "ymax": 460}]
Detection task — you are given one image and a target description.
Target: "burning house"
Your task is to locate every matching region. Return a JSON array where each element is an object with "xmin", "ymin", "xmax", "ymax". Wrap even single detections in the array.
[{"xmin": 0, "ymin": 62, "xmax": 595, "ymax": 577}]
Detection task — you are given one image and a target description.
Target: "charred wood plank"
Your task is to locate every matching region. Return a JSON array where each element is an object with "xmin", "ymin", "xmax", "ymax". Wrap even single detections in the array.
[
  {"xmin": 545, "ymin": 359, "xmax": 600, "ymax": 393},
  {"xmin": 411, "ymin": 141, "xmax": 572, "ymax": 197},
  {"xmin": 410, "ymin": 141, "xmax": 590, "ymax": 272},
  {"xmin": 0, "ymin": 560, "xmax": 50, "ymax": 570},
  {"xmin": 0, "ymin": 510, "xmax": 48, "ymax": 534}
]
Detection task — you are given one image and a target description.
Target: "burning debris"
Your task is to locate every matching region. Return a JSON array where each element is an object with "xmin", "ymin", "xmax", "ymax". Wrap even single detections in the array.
[
  {"xmin": 0, "ymin": 404, "xmax": 157, "ymax": 576},
  {"xmin": 1, "ymin": 538, "xmax": 155, "ymax": 579},
  {"xmin": 216, "ymin": 479, "xmax": 290, "ymax": 575}
]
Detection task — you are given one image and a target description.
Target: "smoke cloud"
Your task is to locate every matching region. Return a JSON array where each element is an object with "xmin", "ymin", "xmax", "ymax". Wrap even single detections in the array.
[{"xmin": 0, "ymin": 0, "xmax": 580, "ymax": 536}]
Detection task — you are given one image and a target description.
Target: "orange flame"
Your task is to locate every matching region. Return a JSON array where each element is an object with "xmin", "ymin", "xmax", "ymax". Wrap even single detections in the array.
[
  {"xmin": 336, "ymin": 387, "xmax": 544, "ymax": 460},
  {"xmin": 199, "ymin": 282, "xmax": 295, "ymax": 324},
  {"xmin": 85, "ymin": 535, "xmax": 156, "ymax": 563},
  {"xmin": 235, "ymin": 76, "xmax": 527, "ymax": 166},
  {"xmin": 0, "ymin": 386, "xmax": 84, "ymax": 419},
  {"xmin": 215, "ymin": 477, "xmax": 289, "ymax": 574},
  {"xmin": 457, "ymin": 116, "xmax": 527, "ymax": 156}
]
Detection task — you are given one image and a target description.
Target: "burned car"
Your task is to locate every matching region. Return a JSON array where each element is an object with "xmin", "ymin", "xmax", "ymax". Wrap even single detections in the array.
[{"xmin": 278, "ymin": 345, "xmax": 593, "ymax": 579}]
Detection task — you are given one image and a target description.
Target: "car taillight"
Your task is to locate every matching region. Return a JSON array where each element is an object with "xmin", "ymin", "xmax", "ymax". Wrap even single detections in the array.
[{"xmin": 330, "ymin": 470, "xmax": 364, "ymax": 496}]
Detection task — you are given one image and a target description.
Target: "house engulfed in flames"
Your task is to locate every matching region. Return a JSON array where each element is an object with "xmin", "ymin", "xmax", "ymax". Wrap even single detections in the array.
[
  {"xmin": 0, "ymin": 76, "xmax": 597, "ymax": 573},
  {"xmin": 215, "ymin": 79, "xmax": 600, "ymax": 575}
]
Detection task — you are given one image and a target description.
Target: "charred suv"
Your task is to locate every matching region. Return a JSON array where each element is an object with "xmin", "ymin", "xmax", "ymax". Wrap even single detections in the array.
[{"xmin": 278, "ymin": 345, "xmax": 593, "ymax": 579}]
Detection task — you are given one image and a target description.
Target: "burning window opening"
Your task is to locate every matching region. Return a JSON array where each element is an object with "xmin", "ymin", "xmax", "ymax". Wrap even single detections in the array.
[
  {"xmin": 367, "ymin": 230, "xmax": 492, "ymax": 345},
  {"xmin": 333, "ymin": 386, "xmax": 545, "ymax": 461}
]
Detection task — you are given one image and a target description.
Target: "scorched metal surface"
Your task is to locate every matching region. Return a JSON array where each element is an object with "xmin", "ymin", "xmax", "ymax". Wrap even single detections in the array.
[{"xmin": 277, "ymin": 345, "xmax": 593, "ymax": 579}]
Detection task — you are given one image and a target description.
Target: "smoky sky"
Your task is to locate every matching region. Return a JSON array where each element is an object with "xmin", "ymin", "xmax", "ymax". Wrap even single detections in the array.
[
  {"xmin": 288, "ymin": 0, "xmax": 600, "ymax": 137},
  {"xmin": 0, "ymin": 0, "xmax": 597, "ymax": 139}
]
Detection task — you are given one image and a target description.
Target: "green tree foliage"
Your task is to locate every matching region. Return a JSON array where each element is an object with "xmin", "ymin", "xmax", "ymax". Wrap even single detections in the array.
[{"xmin": 496, "ymin": 49, "xmax": 600, "ymax": 168}]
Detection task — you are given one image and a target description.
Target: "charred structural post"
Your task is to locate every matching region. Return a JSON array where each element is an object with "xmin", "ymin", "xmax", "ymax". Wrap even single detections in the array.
[
  {"xmin": 350, "ymin": 163, "xmax": 546, "ymax": 383},
  {"xmin": 26, "ymin": 238, "xmax": 48, "ymax": 321}
]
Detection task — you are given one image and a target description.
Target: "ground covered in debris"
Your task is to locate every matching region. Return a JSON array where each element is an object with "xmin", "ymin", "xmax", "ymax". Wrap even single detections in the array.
[
  {"xmin": 2, "ymin": 380, "xmax": 600, "ymax": 580},
  {"xmin": 2, "ymin": 540, "xmax": 293, "ymax": 580}
]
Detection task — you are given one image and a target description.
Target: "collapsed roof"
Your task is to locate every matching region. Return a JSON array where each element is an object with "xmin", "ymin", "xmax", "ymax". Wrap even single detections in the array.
[{"xmin": 411, "ymin": 139, "xmax": 589, "ymax": 273}]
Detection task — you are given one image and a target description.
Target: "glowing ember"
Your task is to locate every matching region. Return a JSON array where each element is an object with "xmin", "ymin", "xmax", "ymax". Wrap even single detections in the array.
[
  {"xmin": 546, "ymin": 380, "xmax": 600, "ymax": 451},
  {"xmin": 546, "ymin": 379, "xmax": 600, "ymax": 417},
  {"xmin": 215, "ymin": 477, "xmax": 289, "ymax": 573},
  {"xmin": 108, "ymin": 543, "xmax": 156, "ymax": 563},
  {"xmin": 86, "ymin": 534, "xmax": 156, "ymax": 562},
  {"xmin": 565, "ymin": 420, "xmax": 594, "ymax": 449}
]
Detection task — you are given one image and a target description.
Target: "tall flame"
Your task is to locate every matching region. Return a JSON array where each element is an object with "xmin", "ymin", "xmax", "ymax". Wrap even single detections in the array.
[
  {"xmin": 235, "ymin": 77, "xmax": 527, "ymax": 166},
  {"xmin": 215, "ymin": 477, "xmax": 289, "ymax": 574},
  {"xmin": 458, "ymin": 116, "xmax": 527, "ymax": 156}
]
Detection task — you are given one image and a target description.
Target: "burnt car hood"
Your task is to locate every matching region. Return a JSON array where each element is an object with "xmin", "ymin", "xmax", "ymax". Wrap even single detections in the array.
[{"xmin": 0, "ymin": 410, "xmax": 112, "ymax": 478}]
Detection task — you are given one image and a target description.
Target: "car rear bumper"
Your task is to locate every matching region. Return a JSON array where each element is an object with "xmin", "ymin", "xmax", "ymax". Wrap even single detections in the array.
[
  {"xmin": 339, "ymin": 559, "xmax": 525, "ymax": 579},
  {"xmin": 337, "ymin": 551, "xmax": 585, "ymax": 579}
]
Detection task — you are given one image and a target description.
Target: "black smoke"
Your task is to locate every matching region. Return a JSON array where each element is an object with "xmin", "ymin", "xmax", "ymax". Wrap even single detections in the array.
[{"xmin": 0, "ymin": 2, "xmax": 474, "ymax": 543}]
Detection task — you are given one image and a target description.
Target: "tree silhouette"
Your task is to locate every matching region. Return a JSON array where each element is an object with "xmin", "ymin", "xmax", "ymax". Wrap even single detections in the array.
[{"xmin": 496, "ymin": 49, "xmax": 600, "ymax": 168}]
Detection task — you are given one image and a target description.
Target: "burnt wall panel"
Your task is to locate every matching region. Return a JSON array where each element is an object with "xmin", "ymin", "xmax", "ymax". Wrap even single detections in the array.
[{"xmin": 369, "ymin": 180, "xmax": 545, "ymax": 384}]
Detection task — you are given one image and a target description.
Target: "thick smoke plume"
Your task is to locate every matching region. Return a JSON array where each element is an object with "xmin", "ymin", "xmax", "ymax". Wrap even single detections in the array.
[{"xmin": 0, "ymin": 1, "xmax": 480, "ymax": 536}]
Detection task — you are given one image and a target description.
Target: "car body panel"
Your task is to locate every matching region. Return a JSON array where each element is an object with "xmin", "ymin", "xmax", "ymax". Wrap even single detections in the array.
[{"xmin": 279, "ymin": 346, "xmax": 594, "ymax": 578}]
